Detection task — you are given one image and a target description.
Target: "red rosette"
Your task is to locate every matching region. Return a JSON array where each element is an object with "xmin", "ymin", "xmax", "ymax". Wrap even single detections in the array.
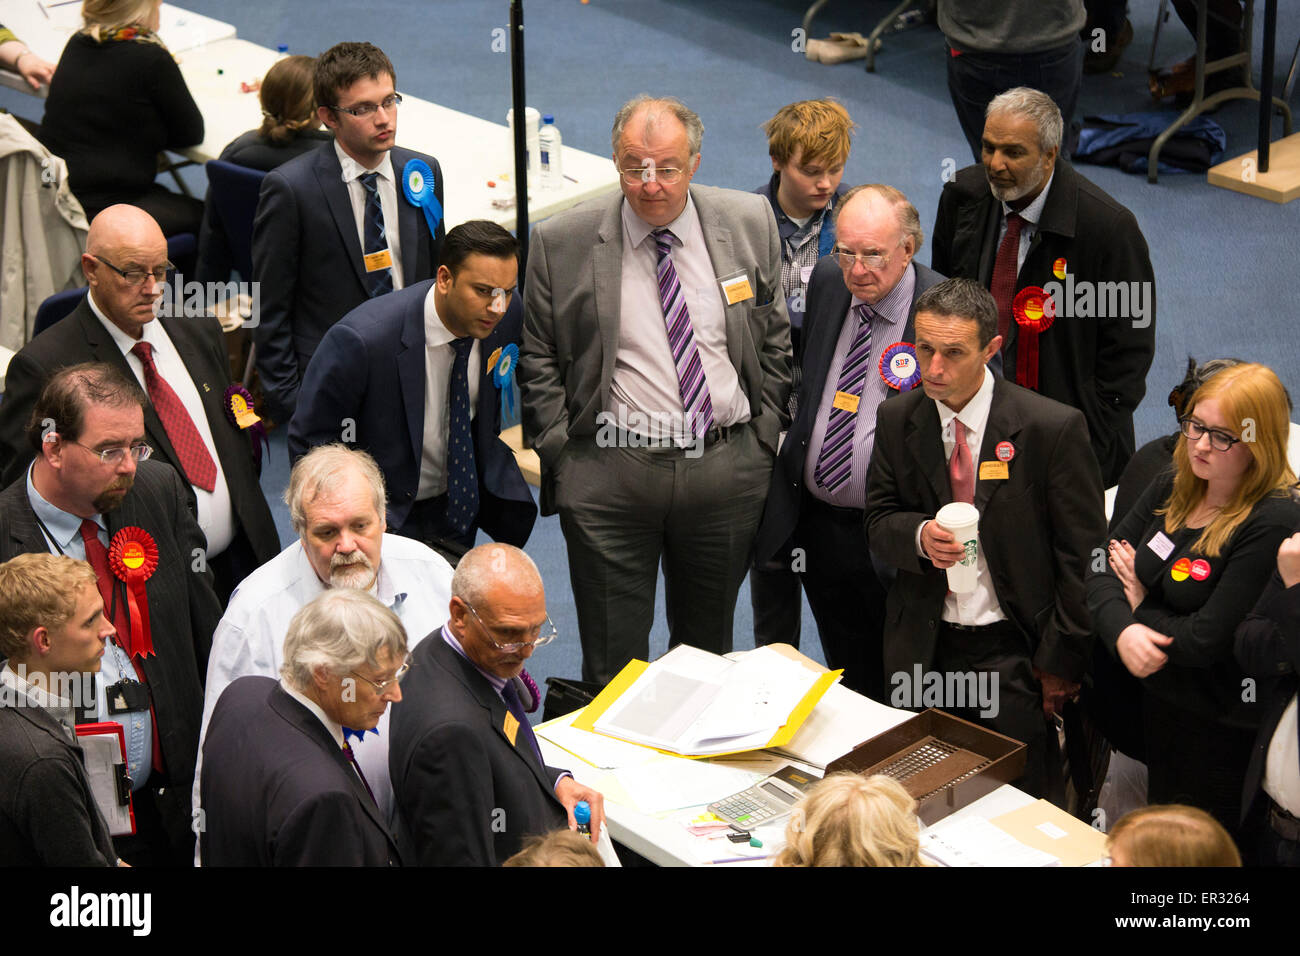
[
  {"xmin": 1012, "ymin": 286, "xmax": 1056, "ymax": 391},
  {"xmin": 108, "ymin": 527, "xmax": 158, "ymax": 659}
]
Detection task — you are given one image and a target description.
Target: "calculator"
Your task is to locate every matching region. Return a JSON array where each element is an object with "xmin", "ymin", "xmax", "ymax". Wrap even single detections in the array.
[{"xmin": 708, "ymin": 765, "xmax": 820, "ymax": 831}]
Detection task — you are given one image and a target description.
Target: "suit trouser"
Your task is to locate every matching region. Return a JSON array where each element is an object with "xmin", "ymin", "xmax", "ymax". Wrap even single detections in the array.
[
  {"xmin": 556, "ymin": 423, "xmax": 773, "ymax": 685},
  {"xmin": 749, "ymin": 563, "xmax": 803, "ymax": 648}
]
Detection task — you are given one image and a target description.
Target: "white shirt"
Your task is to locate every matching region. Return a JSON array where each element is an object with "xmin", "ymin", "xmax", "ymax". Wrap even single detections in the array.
[
  {"xmin": 417, "ymin": 286, "xmax": 481, "ymax": 500},
  {"xmin": 916, "ymin": 367, "xmax": 1008, "ymax": 626},
  {"xmin": 89, "ymin": 291, "xmax": 235, "ymax": 556},
  {"xmin": 279, "ymin": 678, "xmax": 345, "ymax": 749},
  {"xmin": 335, "ymin": 141, "xmax": 405, "ymax": 291},
  {"xmin": 1264, "ymin": 694, "xmax": 1300, "ymax": 816},
  {"xmin": 996, "ymin": 170, "xmax": 1055, "ymax": 275},
  {"xmin": 193, "ymin": 533, "xmax": 453, "ymax": 856}
]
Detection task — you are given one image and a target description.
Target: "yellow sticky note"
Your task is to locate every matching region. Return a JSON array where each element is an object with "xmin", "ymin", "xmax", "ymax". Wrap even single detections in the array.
[
  {"xmin": 832, "ymin": 390, "xmax": 861, "ymax": 414},
  {"xmin": 363, "ymin": 248, "xmax": 393, "ymax": 272},
  {"xmin": 503, "ymin": 711, "xmax": 519, "ymax": 746},
  {"xmin": 721, "ymin": 275, "xmax": 754, "ymax": 305},
  {"xmin": 979, "ymin": 460, "xmax": 1009, "ymax": 481}
]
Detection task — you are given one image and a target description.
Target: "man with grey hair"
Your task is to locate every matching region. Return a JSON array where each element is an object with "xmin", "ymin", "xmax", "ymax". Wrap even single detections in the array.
[
  {"xmin": 931, "ymin": 86, "xmax": 1155, "ymax": 487},
  {"xmin": 390, "ymin": 543, "xmax": 606, "ymax": 865},
  {"xmin": 865, "ymin": 278, "xmax": 1105, "ymax": 801},
  {"xmin": 753, "ymin": 184, "xmax": 944, "ymax": 699},
  {"xmin": 200, "ymin": 589, "xmax": 407, "ymax": 865},
  {"xmin": 195, "ymin": 444, "xmax": 452, "ymax": 846},
  {"xmin": 520, "ymin": 94, "xmax": 791, "ymax": 684}
]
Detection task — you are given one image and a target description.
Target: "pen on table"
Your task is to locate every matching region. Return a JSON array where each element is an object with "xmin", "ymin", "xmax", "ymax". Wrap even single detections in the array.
[
  {"xmin": 564, "ymin": 174, "xmax": 578, "ymax": 183},
  {"xmin": 706, "ymin": 855, "xmax": 764, "ymax": 864}
]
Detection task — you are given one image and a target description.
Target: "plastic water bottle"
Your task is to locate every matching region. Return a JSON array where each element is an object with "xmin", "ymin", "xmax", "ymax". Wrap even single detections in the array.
[
  {"xmin": 276, "ymin": 43, "xmax": 289, "ymax": 60},
  {"xmin": 539, "ymin": 114, "xmax": 563, "ymax": 189}
]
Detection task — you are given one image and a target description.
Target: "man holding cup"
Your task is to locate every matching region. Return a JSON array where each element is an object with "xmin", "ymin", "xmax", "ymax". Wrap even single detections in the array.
[{"xmin": 864, "ymin": 278, "xmax": 1105, "ymax": 801}]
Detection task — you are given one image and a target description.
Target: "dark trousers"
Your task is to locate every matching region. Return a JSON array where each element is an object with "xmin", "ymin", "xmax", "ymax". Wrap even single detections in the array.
[
  {"xmin": 946, "ymin": 39, "xmax": 1084, "ymax": 161},
  {"xmin": 749, "ymin": 562, "xmax": 803, "ymax": 648},
  {"xmin": 936, "ymin": 620, "xmax": 1055, "ymax": 801},
  {"xmin": 794, "ymin": 492, "xmax": 887, "ymax": 700},
  {"xmin": 1243, "ymin": 796, "xmax": 1300, "ymax": 867},
  {"xmin": 1172, "ymin": 0, "xmax": 1245, "ymax": 62},
  {"xmin": 398, "ymin": 493, "xmax": 476, "ymax": 566}
]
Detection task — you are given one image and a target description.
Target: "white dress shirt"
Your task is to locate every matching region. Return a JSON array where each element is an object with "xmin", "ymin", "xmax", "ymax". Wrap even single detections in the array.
[
  {"xmin": 89, "ymin": 291, "xmax": 235, "ymax": 556},
  {"xmin": 335, "ymin": 141, "xmax": 405, "ymax": 290},
  {"xmin": 1264, "ymin": 694, "xmax": 1300, "ymax": 816},
  {"xmin": 416, "ymin": 285, "xmax": 480, "ymax": 500}
]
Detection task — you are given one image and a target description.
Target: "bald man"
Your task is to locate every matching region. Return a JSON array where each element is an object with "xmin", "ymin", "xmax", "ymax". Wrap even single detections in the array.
[
  {"xmin": 389, "ymin": 543, "xmax": 606, "ymax": 866},
  {"xmin": 0, "ymin": 205, "xmax": 279, "ymax": 601}
]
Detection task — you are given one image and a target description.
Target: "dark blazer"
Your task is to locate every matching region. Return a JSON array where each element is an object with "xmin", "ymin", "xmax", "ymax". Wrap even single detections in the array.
[
  {"xmin": 0, "ymin": 459, "xmax": 222, "ymax": 848},
  {"xmin": 286, "ymin": 280, "xmax": 537, "ymax": 545},
  {"xmin": 931, "ymin": 160, "xmax": 1155, "ymax": 486},
  {"xmin": 864, "ymin": 376, "xmax": 1106, "ymax": 682},
  {"xmin": 389, "ymin": 635, "xmax": 567, "ymax": 866},
  {"xmin": 251, "ymin": 142, "xmax": 445, "ymax": 421},
  {"xmin": 200, "ymin": 676, "xmax": 401, "ymax": 865},
  {"xmin": 753, "ymin": 258, "xmax": 944, "ymax": 562},
  {"xmin": 0, "ymin": 298, "xmax": 281, "ymax": 568},
  {"xmin": 1234, "ymin": 570, "xmax": 1300, "ymax": 824}
]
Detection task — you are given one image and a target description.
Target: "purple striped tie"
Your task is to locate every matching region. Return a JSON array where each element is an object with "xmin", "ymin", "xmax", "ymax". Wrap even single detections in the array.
[
  {"xmin": 814, "ymin": 303, "xmax": 874, "ymax": 493},
  {"xmin": 654, "ymin": 229, "xmax": 715, "ymax": 440}
]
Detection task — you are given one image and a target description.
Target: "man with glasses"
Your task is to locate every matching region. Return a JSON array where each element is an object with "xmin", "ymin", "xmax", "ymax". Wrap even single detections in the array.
[
  {"xmin": 753, "ymin": 184, "xmax": 944, "ymax": 699},
  {"xmin": 520, "ymin": 95, "xmax": 791, "ymax": 684},
  {"xmin": 0, "ymin": 362, "xmax": 223, "ymax": 864},
  {"xmin": 200, "ymin": 589, "xmax": 406, "ymax": 865},
  {"xmin": 252, "ymin": 41, "xmax": 445, "ymax": 422},
  {"xmin": 195, "ymin": 444, "xmax": 453, "ymax": 847},
  {"xmin": 0, "ymin": 205, "xmax": 280, "ymax": 603},
  {"xmin": 390, "ymin": 543, "xmax": 606, "ymax": 865}
]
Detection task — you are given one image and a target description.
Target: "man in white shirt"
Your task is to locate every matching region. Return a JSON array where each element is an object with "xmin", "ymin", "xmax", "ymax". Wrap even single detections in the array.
[
  {"xmin": 865, "ymin": 278, "xmax": 1105, "ymax": 801},
  {"xmin": 252, "ymin": 41, "xmax": 445, "ymax": 421}
]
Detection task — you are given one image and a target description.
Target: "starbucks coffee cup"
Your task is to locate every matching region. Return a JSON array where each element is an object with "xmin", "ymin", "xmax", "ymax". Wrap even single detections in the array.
[{"xmin": 934, "ymin": 501, "xmax": 980, "ymax": 593}]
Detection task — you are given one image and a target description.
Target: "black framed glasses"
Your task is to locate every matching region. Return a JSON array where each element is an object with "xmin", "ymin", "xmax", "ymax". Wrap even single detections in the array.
[
  {"xmin": 350, "ymin": 654, "xmax": 411, "ymax": 694},
  {"xmin": 68, "ymin": 440, "xmax": 153, "ymax": 465},
  {"xmin": 91, "ymin": 256, "xmax": 173, "ymax": 286},
  {"xmin": 463, "ymin": 601, "xmax": 557, "ymax": 653},
  {"xmin": 330, "ymin": 92, "xmax": 403, "ymax": 117},
  {"xmin": 1179, "ymin": 418, "xmax": 1243, "ymax": 452}
]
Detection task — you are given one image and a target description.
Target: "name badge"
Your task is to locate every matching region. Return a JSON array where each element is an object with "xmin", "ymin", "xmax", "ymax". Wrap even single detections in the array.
[
  {"xmin": 832, "ymin": 390, "xmax": 860, "ymax": 414},
  {"xmin": 719, "ymin": 272, "xmax": 754, "ymax": 305},
  {"xmin": 1147, "ymin": 531, "xmax": 1175, "ymax": 560},
  {"xmin": 363, "ymin": 248, "xmax": 393, "ymax": 272},
  {"xmin": 800, "ymin": 264, "xmax": 814, "ymax": 284},
  {"xmin": 978, "ymin": 460, "xmax": 1008, "ymax": 481},
  {"xmin": 503, "ymin": 711, "xmax": 520, "ymax": 746}
]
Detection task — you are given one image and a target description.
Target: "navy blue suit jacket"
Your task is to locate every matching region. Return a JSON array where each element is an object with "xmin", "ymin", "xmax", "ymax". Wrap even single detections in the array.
[
  {"xmin": 287, "ymin": 280, "xmax": 536, "ymax": 546},
  {"xmin": 251, "ymin": 142, "xmax": 444, "ymax": 421},
  {"xmin": 753, "ymin": 258, "xmax": 944, "ymax": 563}
]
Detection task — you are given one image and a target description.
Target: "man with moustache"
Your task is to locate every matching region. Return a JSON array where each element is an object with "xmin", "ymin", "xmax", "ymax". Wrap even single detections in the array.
[
  {"xmin": 0, "ymin": 363, "xmax": 222, "ymax": 865},
  {"xmin": 931, "ymin": 87, "xmax": 1154, "ymax": 487}
]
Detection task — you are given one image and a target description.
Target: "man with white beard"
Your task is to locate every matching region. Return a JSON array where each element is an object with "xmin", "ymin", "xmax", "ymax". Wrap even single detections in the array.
[{"xmin": 193, "ymin": 444, "xmax": 453, "ymax": 853}]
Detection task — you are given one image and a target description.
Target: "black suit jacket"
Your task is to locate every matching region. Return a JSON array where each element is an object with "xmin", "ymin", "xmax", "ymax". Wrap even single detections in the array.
[
  {"xmin": 0, "ymin": 298, "xmax": 281, "ymax": 566},
  {"xmin": 754, "ymin": 258, "xmax": 944, "ymax": 562},
  {"xmin": 931, "ymin": 161, "xmax": 1155, "ymax": 486},
  {"xmin": 200, "ymin": 676, "xmax": 401, "ymax": 865},
  {"xmin": 864, "ymin": 376, "xmax": 1106, "ymax": 682},
  {"xmin": 1234, "ymin": 570, "xmax": 1300, "ymax": 824},
  {"xmin": 0, "ymin": 459, "xmax": 222, "ymax": 848},
  {"xmin": 286, "ymin": 279, "xmax": 536, "ymax": 545},
  {"xmin": 252, "ymin": 142, "xmax": 445, "ymax": 421},
  {"xmin": 389, "ymin": 635, "xmax": 567, "ymax": 866}
]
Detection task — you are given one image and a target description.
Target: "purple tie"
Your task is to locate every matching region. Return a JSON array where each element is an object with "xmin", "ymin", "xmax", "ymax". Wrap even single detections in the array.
[
  {"xmin": 653, "ymin": 229, "xmax": 715, "ymax": 440},
  {"xmin": 814, "ymin": 303, "xmax": 873, "ymax": 493}
]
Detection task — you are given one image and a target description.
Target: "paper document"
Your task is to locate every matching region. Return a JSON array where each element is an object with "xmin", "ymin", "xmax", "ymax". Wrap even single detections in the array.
[
  {"xmin": 920, "ymin": 816, "xmax": 1061, "ymax": 867},
  {"xmin": 773, "ymin": 682, "xmax": 912, "ymax": 769},
  {"xmin": 77, "ymin": 726, "xmax": 134, "ymax": 837}
]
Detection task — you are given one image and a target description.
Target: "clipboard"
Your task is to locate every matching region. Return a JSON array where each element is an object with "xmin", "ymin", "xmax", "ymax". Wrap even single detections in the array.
[{"xmin": 75, "ymin": 721, "xmax": 135, "ymax": 837}]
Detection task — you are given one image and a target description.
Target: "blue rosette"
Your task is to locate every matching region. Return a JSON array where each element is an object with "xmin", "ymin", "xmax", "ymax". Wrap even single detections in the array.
[
  {"xmin": 492, "ymin": 343, "xmax": 519, "ymax": 419},
  {"xmin": 402, "ymin": 158, "xmax": 443, "ymax": 236},
  {"xmin": 879, "ymin": 342, "xmax": 921, "ymax": 391}
]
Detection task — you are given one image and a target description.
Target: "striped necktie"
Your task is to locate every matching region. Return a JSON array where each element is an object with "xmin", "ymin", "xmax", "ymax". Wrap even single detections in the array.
[
  {"xmin": 653, "ymin": 228, "xmax": 715, "ymax": 440},
  {"xmin": 813, "ymin": 303, "xmax": 873, "ymax": 493}
]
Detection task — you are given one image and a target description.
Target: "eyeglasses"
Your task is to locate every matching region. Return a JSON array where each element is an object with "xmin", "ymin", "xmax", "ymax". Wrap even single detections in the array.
[
  {"xmin": 330, "ymin": 93, "xmax": 403, "ymax": 117},
  {"xmin": 619, "ymin": 166, "xmax": 686, "ymax": 185},
  {"xmin": 91, "ymin": 256, "xmax": 173, "ymax": 286},
  {"xmin": 351, "ymin": 654, "xmax": 411, "ymax": 694},
  {"xmin": 833, "ymin": 237, "xmax": 906, "ymax": 271},
  {"xmin": 463, "ymin": 601, "xmax": 557, "ymax": 653},
  {"xmin": 1179, "ymin": 418, "xmax": 1243, "ymax": 452},
  {"xmin": 69, "ymin": 440, "xmax": 153, "ymax": 465}
]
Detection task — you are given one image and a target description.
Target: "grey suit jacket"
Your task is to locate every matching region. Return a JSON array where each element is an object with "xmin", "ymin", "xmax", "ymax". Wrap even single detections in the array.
[{"xmin": 519, "ymin": 184, "xmax": 792, "ymax": 514}]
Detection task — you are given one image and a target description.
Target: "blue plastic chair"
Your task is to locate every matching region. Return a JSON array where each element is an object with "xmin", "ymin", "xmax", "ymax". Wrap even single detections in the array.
[{"xmin": 204, "ymin": 160, "xmax": 267, "ymax": 280}]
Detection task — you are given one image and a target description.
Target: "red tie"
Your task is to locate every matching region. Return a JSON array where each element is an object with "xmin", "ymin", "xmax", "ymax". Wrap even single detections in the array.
[
  {"xmin": 949, "ymin": 420, "xmax": 974, "ymax": 504},
  {"xmin": 80, "ymin": 519, "xmax": 130, "ymax": 648},
  {"xmin": 130, "ymin": 341, "xmax": 217, "ymax": 492},
  {"xmin": 991, "ymin": 212, "xmax": 1023, "ymax": 344}
]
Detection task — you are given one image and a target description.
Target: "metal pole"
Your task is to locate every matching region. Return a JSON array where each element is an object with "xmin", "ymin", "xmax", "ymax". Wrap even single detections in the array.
[
  {"xmin": 510, "ymin": 0, "xmax": 528, "ymax": 270},
  {"xmin": 1259, "ymin": 0, "xmax": 1277, "ymax": 173}
]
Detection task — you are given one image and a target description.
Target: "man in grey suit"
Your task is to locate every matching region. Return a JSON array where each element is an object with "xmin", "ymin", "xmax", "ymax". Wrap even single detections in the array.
[
  {"xmin": 520, "ymin": 95, "xmax": 791, "ymax": 684},
  {"xmin": 753, "ymin": 185, "xmax": 943, "ymax": 700}
]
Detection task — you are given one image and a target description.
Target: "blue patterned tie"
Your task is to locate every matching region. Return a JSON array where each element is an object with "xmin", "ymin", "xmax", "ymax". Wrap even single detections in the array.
[
  {"xmin": 814, "ymin": 303, "xmax": 873, "ymax": 493},
  {"xmin": 446, "ymin": 337, "xmax": 479, "ymax": 536},
  {"xmin": 653, "ymin": 229, "xmax": 715, "ymax": 440},
  {"xmin": 360, "ymin": 172, "xmax": 393, "ymax": 298}
]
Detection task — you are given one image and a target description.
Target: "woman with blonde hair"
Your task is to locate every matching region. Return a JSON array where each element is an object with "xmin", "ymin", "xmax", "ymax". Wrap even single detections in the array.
[
  {"xmin": 773, "ymin": 773, "xmax": 924, "ymax": 867},
  {"xmin": 1089, "ymin": 362, "xmax": 1300, "ymax": 837},
  {"xmin": 1106, "ymin": 804, "xmax": 1242, "ymax": 867},
  {"xmin": 40, "ymin": 0, "xmax": 204, "ymax": 236}
]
